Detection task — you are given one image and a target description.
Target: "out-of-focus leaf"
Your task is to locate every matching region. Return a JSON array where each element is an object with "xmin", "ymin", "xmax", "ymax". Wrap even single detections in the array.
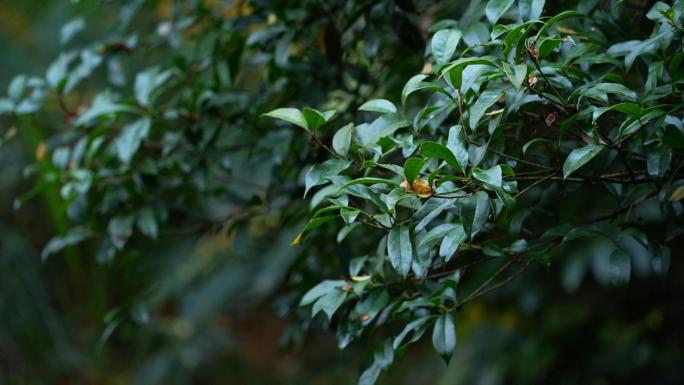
[
  {"xmin": 115, "ymin": 117, "xmax": 151, "ymax": 164},
  {"xmin": 332, "ymin": 123, "xmax": 353, "ymax": 157},
  {"xmin": 609, "ymin": 248, "xmax": 631, "ymax": 286},
  {"xmin": 486, "ymin": 0, "xmax": 515, "ymax": 24},
  {"xmin": 431, "ymin": 29, "xmax": 462, "ymax": 66},
  {"xmin": 432, "ymin": 313, "xmax": 456, "ymax": 363},
  {"xmin": 263, "ymin": 108, "xmax": 308, "ymax": 130},
  {"xmin": 304, "ymin": 159, "xmax": 351, "ymax": 197},
  {"xmin": 41, "ymin": 228, "xmax": 90, "ymax": 260},
  {"xmin": 359, "ymin": 99, "xmax": 397, "ymax": 114}
]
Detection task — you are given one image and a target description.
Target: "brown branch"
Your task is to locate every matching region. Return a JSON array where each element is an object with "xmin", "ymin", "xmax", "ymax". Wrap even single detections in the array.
[
  {"xmin": 515, "ymin": 172, "xmax": 557, "ymax": 198},
  {"xmin": 455, "ymin": 261, "xmax": 531, "ymax": 307},
  {"xmin": 474, "ymin": 141, "xmax": 557, "ymax": 171},
  {"xmin": 581, "ymin": 189, "xmax": 660, "ymax": 224},
  {"xmin": 460, "ymin": 259, "xmax": 514, "ymax": 304}
]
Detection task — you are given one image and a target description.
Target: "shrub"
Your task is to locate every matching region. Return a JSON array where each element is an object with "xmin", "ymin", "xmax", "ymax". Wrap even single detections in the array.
[{"xmin": 267, "ymin": 1, "xmax": 683, "ymax": 382}]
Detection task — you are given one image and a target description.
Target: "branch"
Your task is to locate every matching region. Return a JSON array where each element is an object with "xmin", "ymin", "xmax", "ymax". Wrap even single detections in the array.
[
  {"xmin": 456, "ymin": 261, "xmax": 531, "ymax": 307},
  {"xmin": 460, "ymin": 259, "xmax": 514, "ymax": 304},
  {"xmin": 581, "ymin": 189, "xmax": 660, "ymax": 224}
]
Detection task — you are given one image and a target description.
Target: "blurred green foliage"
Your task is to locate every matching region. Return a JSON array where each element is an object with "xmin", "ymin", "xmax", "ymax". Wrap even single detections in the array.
[{"xmin": 0, "ymin": 1, "xmax": 683, "ymax": 385}]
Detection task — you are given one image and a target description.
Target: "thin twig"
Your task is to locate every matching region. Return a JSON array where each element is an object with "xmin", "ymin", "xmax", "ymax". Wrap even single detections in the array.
[
  {"xmin": 581, "ymin": 189, "xmax": 659, "ymax": 224},
  {"xmin": 460, "ymin": 259, "xmax": 514, "ymax": 304},
  {"xmin": 456, "ymin": 261, "xmax": 530, "ymax": 307},
  {"xmin": 515, "ymin": 172, "xmax": 557, "ymax": 198}
]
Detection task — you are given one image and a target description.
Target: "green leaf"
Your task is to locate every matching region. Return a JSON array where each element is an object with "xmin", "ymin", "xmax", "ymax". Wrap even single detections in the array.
[
  {"xmin": 134, "ymin": 67, "xmax": 173, "ymax": 107},
  {"xmin": 404, "ymin": 157, "xmax": 425, "ymax": 183},
  {"xmin": 463, "ymin": 22, "xmax": 490, "ymax": 47},
  {"xmin": 652, "ymin": 246, "xmax": 671, "ymax": 276},
  {"xmin": 303, "ymin": 107, "xmax": 335, "ymax": 131},
  {"xmin": 619, "ymin": 109, "xmax": 664, "ymax": 138},
  {"xmin": 299, "ymin": 215, "xmax": 338, "ymax": 238},
  {"xmin": 579, "ymin": 83, "xmax": 637, "ymax": 103},
  {"xmin": 357, "ymin": 290, "xmax": 391, "ymax": 325},
  {"xmin": 46, "ymin": 53, "xmax": 76, "ymax": 90},
  {"xmin": 446, "ymin": 125, "xmax": 469, "ymax": 172},
  {"xmin": 472, "ymin": 165, "xmax": 503, "ymax": 189},
  {"xmin": 503, "ymin": 63, "xmax": 527, "ymax": 90},
  {"xmin": 538, "ymin": 36, "xmax": 562, "ymax": 59},
  {"xmin": 60, "ymin": 17, "xmax": 85, "ymax": 44},
  {"xmin": 262, "ymin": 108, "xmax": 308, "ymax": 130},
  {"xmin": 591, "ymin": 103, "xmax": 643, "ymax": 123},
  {"xmin": 432, "ymin": 313, "xmax": 456, "ymax": 363},
  {"xmin": 469, "ymin": 89, "xmax": 502, "ymax": 130},
  {"xmin": 431, "ymin": 29, "xmax": 462, "ymax": 66},
  {"xmin": 373, "ymin": 340, "xmax": 394, "ymax": 369},
  {"xmin": 305, "ymin": 159, "xmax": 351, "ymax": 197},
  {"xmin": 562, "ymin": 144, "xmax": 604, "ymax": 178},
  {"xmin": 522, "ymin": 138, "xmax": 553, "ymax": 154},
  {"xmin": 420, "ymin": 141, "xmax": 463, "ymax": 172},
  {"xmin": 300, "ymin": 280, "xmax": 346, "ymax": 306},
  {"xmin": 356, "ymin": 114, "xmax": 411, "ymax": 146},
  {"xmin": 41, "ymin": 228, "xmax": 90, "ymax": 260},
  {"xmin": 332, "ymin": 123, "xmax": 353, "ymax": 157},
  {"xmin": 647, "ymin": 144, "xmax": 671, "ymax": 176},
  {"xmin": 74, "ymin": 92, "xmax": 134, "ymax": 126},
  {"xmin": 312, "ymin": 289, "xmax": 347, "ymax": 320},
  {"xmin": 393, "ymin": 316, "xmax": 431, "ymax": 349},
  {"xmin": 136, "ymin": 207, "xmax": 158, "ymax": 239},
  {"xmin": 339, "ymin": 177, "xmax": 400, "ymax": 191},
  {"xmin": 387, "ymin": 225, "xmax": 413, "ymax": 276},
  {"xmin": 461, "ymin": 191, "xmax": 490, "ymax": 239},
  {"xmin": 8, "ymin": 75, "xmax": 27, "ymax": 101},
  {"xmin": 414, "ymin": 198, "xmax": 454, "ymax": 232},
  {"xmin": 377, "ymin": 163, "xmax": 407, "ymax": 178},
  {"xmin": 441, "ymin": 56, "xmax": 499, "ymax": 88},
  {"xmin": 419, "ymin": 223, "xmax": 461, "ymax": 249},
  {"xmin": 535, "ymin": 10, "xmax": 583, "ymax": 40},
  {"xmin": 108, "ymin": 215, "xmax": 134, "ymax": 250},
  {"xmin": 519, "ymin": 0, "xmax": 545, "ymax": 20},
  {"xmin": 359, "ymin": 99, "xmax": 397, "ymax": 114},
  {"xmin": 402, "ymin": 74, "xmax": 429, "ymax": 106},
  {"xmin": 609, "ymin": 249, "xmax": 631, "ymax": 286},
  {"xmin": 439, "ymin": 224, "xmax": 467, "ymax": 261},
  {"xmin": 486, "ymin": 0, "xmax": 515, "ymax": 24},
  {"xmin": 115, "ymin": 117, "xmax": 151, "ymax": 164},
  {"xmin": 358, "ymin": 363, "xmax": 381, "ymax": 385}
]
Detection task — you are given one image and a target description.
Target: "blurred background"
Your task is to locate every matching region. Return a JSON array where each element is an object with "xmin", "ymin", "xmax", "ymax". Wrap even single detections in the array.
[{"xmin": 1, "ymin": 1, "xmax": 683, "ymax": 384}]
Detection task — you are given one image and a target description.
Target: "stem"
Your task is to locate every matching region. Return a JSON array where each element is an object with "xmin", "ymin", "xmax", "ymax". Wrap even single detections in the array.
[
  {"xmin": 515, "ymin": 172, "xmax": 557, "ymax": 198},
  {"xmin": 531, "ymin": 54, "xmax": 569, "ymax": 106},
  {"xmin": 456, "ymin": 261, "xmax": 530, "ymax": 308},
  {"xmin": 459, "ymin": 259, "xmax": 514, "ymax": 304}
]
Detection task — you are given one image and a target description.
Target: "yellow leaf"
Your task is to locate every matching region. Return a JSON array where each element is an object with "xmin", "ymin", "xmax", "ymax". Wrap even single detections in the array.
[
  {"xmin": 669, "ymin": 186, "xmax": 684, "ymax": 202},
  {"xmin": 35, "ymin": 142, "xmax": 47, "ymax": 161},
  {"xmin": 351, "ymin": 275, "xmax": 371, "ymax": 282},
  {"xmin": 485, "ymin": 108, "xmax": 504, "ymax": 116},
  {"xmin": 556, "ymin": 26, "xmax": 579, "ymax": 35},
  {"xmin": 290, "ymin": 232, "xmax": 302, "ymax": 246}
]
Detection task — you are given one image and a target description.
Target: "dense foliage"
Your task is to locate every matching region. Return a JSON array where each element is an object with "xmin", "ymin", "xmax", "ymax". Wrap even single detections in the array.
[
  {"xmin": 1, "ymin": 0, "xmax": 683, "ymax": 384},
  {"xmin": 269, "ymin": 0, "xmax": 684, "ymax": 382}
]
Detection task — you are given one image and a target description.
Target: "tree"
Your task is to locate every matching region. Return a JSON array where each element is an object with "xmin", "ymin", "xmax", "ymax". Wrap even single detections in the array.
[
  {"xmin": 0, "ymin": 0, "xmax": 682, "ymax": 384},
  {"xmin": 266, "ymin": 0, "xmax": 683, "ymax": 382}
]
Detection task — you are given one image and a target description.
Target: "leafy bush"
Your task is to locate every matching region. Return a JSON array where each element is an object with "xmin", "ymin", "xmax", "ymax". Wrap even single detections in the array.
[
  {"xmin": 1, "ymin": 0, "xmax": 683, "ymax": 384},
  {"xmin": 266, "ymin": 0, "xmax": 684, "ymax": 382}
]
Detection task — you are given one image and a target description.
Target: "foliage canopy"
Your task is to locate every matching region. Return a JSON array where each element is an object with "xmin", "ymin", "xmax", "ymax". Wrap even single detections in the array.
[{"xmin": 1, "ymin": 0, "xmax": 683, "ymax": 384}]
